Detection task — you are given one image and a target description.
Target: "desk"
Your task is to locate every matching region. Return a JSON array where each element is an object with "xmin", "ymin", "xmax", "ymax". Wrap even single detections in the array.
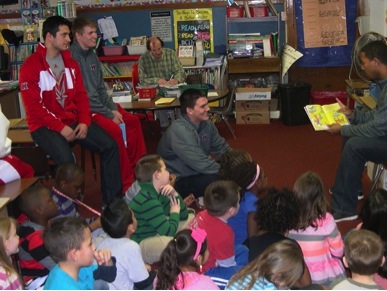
[
  {"xmin": 0, "ymin": 177, "xmax": 39, "ymax": 217},
  {"xmin": 119, "ymin": 89, "xmax": 229, "ymax": 111},
  {"xmin": 0, "ymin": 88, "xmax": 20, "ymax": 119}
]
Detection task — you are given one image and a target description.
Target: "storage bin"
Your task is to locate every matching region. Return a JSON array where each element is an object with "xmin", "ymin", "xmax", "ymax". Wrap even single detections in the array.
[
  {"xmin": 127, "ymin": 44, "xmax": 147, "ymax": 55},
  {"xmin": 102, "ymin": 46, "xmax": 125, "ymax": 56},
  {"xmin": 137, "ymin": 86, "xmax": 157, "ymax": 99},
  {"xmin": 179, "ymin": 84, "xmax": 209, "ymax": 97},
  {"xmin": 249, "ymin": 5, "xmax": 268, "ymax": 17},
  {"xmin": 279, "ymin": 83, "xmax": 311, "ymax": 126},
  {"xmin": 311, "ymin": 91, "xmax": 354, "ymax": 109},
  {"xmin": 227, "ymin": 6, "xmax": 245, "ymax": 18}
]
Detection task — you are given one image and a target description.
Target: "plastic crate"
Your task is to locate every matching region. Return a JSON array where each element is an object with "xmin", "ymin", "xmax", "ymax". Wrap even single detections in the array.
[
  {"xmin": 102, "ymin": 46, "xmax": 125, "ymax": 56},
  {"xmin": 311, "ymin": 91, "xmax": 354, "ymax": 109},
  {"xmin": 127, "ymin": 44, "xmax": 147, "ymax": 55},
  {"xmin": 249, "ymin": 5, "xmax": 268, "ymax": 17},
  {"xmin": 227, "ymin": 6, "xmax": 245, "ymax": 18},
  {"xmin": 179, "ymin": 84, "xmax": 209, "ymax": 97},
  {"xmin": 137, "ymin": 86, "xmax": 157, "ymax": 99}
]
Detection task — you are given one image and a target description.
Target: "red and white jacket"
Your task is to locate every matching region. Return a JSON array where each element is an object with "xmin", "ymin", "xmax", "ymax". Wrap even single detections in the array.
[{"xmin": 19, "ymin": 43, "xmax": 91, "ymax": 133}]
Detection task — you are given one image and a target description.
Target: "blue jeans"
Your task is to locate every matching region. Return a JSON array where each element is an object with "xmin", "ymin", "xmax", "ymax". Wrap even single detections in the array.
[
  {"xmin": 175, "ymin": 173, "xmax": 219, "ymax": 198},
  {"xmin": 332, "ymin": 136, "xmax": 387, "ymax": 215},
  {"xmin": 204, "ymin": 244, "xmax": 249, "ymax": 289},
  {"xmin": 31, "ymin": 122, "xmax": 122, "ymax": 205}
]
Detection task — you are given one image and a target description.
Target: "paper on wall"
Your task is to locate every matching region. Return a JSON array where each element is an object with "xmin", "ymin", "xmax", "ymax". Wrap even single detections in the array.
[{"xmin": 97, "ymin": 16, "xmax": 118, "ymax": 40}]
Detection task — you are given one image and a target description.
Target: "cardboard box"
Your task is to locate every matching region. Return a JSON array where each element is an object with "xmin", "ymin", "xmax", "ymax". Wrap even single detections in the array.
[
  {"xmin": 235, "ymin": 88, "xmax": 271, "ymax": 101},
  {"xmin": 235, "ymin": 100, "xmax": 269, "ymax": 111},
  {"xmin": 236, "ymin": 111, "xmax": 270, "ymax": 124},
  {"xmin": 179, "ymin": 57, "xmax": 195, "ymax": 66}
]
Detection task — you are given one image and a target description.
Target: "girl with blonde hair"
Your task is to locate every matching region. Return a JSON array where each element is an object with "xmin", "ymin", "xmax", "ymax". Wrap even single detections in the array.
[{"xmin": 0, "ymin": 217, "xmax": 22, "ymax": 289}]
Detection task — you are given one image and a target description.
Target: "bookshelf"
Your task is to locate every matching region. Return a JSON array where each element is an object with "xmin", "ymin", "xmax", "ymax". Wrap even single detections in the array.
[
  {"xmin": 99, "ymin": 54, "xmax": 142, "ymax": 92},
  {"xmin": 8, "ymin": 42, "xmax": 39, "ymax": 80}
]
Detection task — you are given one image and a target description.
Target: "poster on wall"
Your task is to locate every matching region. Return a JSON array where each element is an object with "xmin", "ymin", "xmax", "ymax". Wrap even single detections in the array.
[
  {"xmin": 173, "ymin": 8, "xmax": 213, "ymax": 53},
  {"xmin": 151, "ymin": 11, "xmax": 172, "ymax": 42},
  {"xmin": 302, "ymin": 0, "xmax": 347, "ymax": 48}
]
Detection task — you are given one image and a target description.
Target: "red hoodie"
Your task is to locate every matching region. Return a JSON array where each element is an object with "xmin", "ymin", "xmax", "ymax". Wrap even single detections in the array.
[{"xmin": 19, "ymin": 43, "xmax": 91, "ymax": 133}]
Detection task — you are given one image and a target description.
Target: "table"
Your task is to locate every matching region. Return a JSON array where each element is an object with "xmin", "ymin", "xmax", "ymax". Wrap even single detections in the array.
[
  {"xmin": 0, "ymin": 177, "xmax": 39, "ymax": 217},
  {"xmin": 118, "ymin": 88, "xmax": 229, "ymax": 111}
]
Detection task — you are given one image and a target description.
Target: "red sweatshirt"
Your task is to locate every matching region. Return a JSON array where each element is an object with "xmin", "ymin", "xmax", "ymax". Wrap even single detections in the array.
[{"xmin": 19, "ymin": 43, "xmax": 91, "ymax": 133}]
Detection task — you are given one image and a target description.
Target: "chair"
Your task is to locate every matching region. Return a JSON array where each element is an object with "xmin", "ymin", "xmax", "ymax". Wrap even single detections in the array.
[
  {"xmin": 131, "ymin": 63, "xmax": 155, "ymax": 134},
  {"xmin": 370, "ymin": 163, "xmax": 387, "ymax": 192},
  {"xmin": 209, "ymin": 88, "xmax": 236, "ymax": 140}
]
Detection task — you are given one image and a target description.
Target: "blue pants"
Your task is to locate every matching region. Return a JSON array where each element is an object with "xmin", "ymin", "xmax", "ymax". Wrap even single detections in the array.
[
  {"xmin": 31, "ymin": 122, "xmax": 122, "ymax": 205},
  {"xmin": 204, "ymin": 244, "xmax": 249, "ymax": 289},
  {"xmin": 332, "ymin": 136, "xmax": 387, "ymax": 215}
]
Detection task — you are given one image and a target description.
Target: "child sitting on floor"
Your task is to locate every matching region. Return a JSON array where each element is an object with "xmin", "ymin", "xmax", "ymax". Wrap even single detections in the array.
[
  {"xmin": 129, "ymin": 154, "xmax": 192, "ymax": 264},
  {"xmin": 188, "ymin": 180, "xmax": 248, "ymax": 289},
  {"xmin": 17, "ymin": 185, "xmax": 58, "ymax": 286},
  {"xmin": 0, "ymin": 217, "xmax": 23, "ymax": 289},
  {"xmin": 93, "ymin": 199, "xmax": 155, "ymax": 290},
  {"xmin": 43, "ymin": 216, "xmax": 117, "ymax": 290},
  {"xmin": 226, "ymin": 240, "xmax": 305, "ymax": 290},
  {"xmin": 330, "ymin": 229, "xmax": 384, "ymax": 289},
  {"xmin": 288, "ymin": 171, "xmax": 346, "ymax": 286},
  {"xmin": 228, "ymin": 161, "xmax": 268, "ymax": 246},
  {"xmin": 51, "ymin": 162, "xmax": 101, "ymax": 231},
  {"xmin": 155, "ymin": 228, "xmax": 219, "ymax": 290}
]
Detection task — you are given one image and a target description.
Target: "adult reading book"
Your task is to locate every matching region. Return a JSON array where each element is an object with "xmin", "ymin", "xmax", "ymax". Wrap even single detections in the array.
[{"xmin": 304, "ymin": 102, "xmax": 349, "ymax": 131}]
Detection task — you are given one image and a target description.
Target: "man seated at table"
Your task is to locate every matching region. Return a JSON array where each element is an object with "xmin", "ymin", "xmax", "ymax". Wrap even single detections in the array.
[
  {"xmin": 157, "ymin": 88, "xmax": 231, "ymax": 198},
  {"xmin": 138, "ymin": 36, "xmax": 185, "ymax": 129},
  {"xmin": 70, "ymin": 16, "xmax": 146, "ymax": 193},
  {"xmin": 19, "ymin": 16, "xmax": 122, "ymax": 206}
]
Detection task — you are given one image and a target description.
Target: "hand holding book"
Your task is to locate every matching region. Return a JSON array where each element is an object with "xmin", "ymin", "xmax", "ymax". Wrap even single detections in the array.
[{"xmin": 304, "ymin": 101, "xmax": 350, "ymax": 131}]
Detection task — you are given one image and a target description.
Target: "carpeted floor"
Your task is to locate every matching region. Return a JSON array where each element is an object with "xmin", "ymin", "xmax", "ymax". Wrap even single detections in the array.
[{"xmin": 70, "ymin": 116, "xmax": 370, "ymax": 237}]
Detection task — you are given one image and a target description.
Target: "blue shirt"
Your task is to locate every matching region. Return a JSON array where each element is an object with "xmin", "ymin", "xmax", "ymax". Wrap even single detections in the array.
[
  {"xmin": 226, "ymin": 275, "xmax": 277, "ymax": 290},
  {"xmin": 228, "ymin": 191, "xmax": 258, "ymax": 245},
  {"xmin": 44, "ymin": 264, "xmax": 97, "ymax": 290}
]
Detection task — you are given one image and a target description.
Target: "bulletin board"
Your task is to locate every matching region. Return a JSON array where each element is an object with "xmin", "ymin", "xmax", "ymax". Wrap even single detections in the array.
[
  {"xmin": 294, "ymin": 0, "xmax": 357, "ymax": 67},
  {"xmin": 173, "ymin": 8, "xmax": 214, "ymax": 53}
]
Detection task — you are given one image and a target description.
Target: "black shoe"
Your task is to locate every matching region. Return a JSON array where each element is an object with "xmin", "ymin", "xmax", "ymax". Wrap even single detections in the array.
[
  {"xmin": 329, "ymin": 187, "xmax": 364, "ymax": 200},
  {"xmin": 332, "ymin": 211, "xmax": 358, "ymax": 222}
]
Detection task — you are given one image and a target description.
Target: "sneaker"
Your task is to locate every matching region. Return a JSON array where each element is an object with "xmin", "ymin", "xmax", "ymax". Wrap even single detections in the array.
[
  {"xmin": 329, "ymin": 187, "xmax": 364, "ymax": 200},
  {"xmin": 332, "ymin": 211, "xmax": 358, "ymax": 222}
]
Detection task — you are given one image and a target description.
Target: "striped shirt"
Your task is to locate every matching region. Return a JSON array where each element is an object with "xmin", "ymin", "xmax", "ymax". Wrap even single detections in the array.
[
  {"xmin": 288, "ymin": 212, "xmax": 346, "ymax": 285},
  {"xmin": 226, "ymin": 275, "xmax": 277, "ymax": 290},
  {"xmin": 51, "ymin": 188, "xmax": 77, "ymax": 218},
  {"xmin": 129, "ymin": 182, "xmax": 188, "ymax": 243},
  {"xmin": 138, "ymin": 48, "xmax": 184, "ymax": 85},
  {"xmin": 0, "ymin": 266, "xmax": 22, "ymax": 290}
]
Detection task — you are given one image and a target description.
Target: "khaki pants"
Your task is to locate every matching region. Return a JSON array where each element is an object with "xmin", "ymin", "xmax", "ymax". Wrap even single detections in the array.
[{"xmin": 140, "ymin": 213, "xmax": 194, "ymax": 264}]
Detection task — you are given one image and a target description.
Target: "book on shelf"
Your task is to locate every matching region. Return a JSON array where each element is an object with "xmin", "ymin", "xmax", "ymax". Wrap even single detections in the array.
[
  {"xmin": 304, "ymin": 103, "xmax": 350, "ymax": 131},
  {"xmin": 263, "ymin": 34, "xmax": 274, "ymax": 57}
]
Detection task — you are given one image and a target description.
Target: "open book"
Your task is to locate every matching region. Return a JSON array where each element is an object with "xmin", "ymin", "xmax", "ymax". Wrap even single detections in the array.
[{"xmin": 304, "ymin": 103, "xmax": 349, "ymax": 131}]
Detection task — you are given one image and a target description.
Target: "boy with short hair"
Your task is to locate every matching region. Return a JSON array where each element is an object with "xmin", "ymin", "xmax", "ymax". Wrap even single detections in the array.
[
  {"xmin": 17, "ymin": 185, "xmax": 58, "ymax": 285},
  {"xmin": 129, "ymin": 154, "xmax": 192, "ymax": 264},
  {"xmin": 43, "ymin": 216, "xmax": 117, "ymax": 290},
  {"xmin": 93, "ymin": 199, "xmax": 156, "ymax": 289},
  {"xmin": 51, "ymin": 162, "xmax": 101, "ymax": 231},
  {"xmin": 330, "ymin": 229, "xmax": 384, "ymax": 290},
  {"xmin": 188, "ymin": 180, "xmax": 248, "ymax": 288}
]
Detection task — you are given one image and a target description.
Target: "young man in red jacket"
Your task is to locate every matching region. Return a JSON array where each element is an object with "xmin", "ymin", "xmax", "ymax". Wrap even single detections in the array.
[{"xmin": 19, "ymin": 16, "xmax": 122, "ymax": 206}]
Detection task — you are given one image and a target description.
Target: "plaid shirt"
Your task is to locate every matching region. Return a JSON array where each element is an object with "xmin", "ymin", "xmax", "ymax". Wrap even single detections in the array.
[{"xmin": 138, "ymin": 48, "xmax": 184, "ymax": 85}]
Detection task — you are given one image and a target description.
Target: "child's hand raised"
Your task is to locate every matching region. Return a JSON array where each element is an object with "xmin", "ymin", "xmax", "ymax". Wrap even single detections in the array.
[
  {"xmin": 94, "ymin": 249, "xmax": 113, "ymax": 266},
  {"xmin": 160, "ymin": 184, "xmax": 178, "ymax": 197},
  {"xmin": 169, "ymin": 195, "xmax": 181, "ymax": 214}
]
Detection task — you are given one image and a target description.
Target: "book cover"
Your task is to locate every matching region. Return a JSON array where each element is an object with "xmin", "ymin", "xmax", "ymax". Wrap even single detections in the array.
[{"xmin": 304, "ymin": 103, "xmax": 349, "ymax": 131}]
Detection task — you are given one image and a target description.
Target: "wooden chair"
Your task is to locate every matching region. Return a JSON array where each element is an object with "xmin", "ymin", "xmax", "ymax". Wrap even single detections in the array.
[{"xmin": 209, "ymin": 88, "xmax": 237, "ymax": 140}]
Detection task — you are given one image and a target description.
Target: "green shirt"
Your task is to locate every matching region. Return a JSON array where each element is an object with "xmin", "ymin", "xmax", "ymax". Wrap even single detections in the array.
[
  {"xmin": 129, "ymin": 182, "xmax": 188, "ymax": 243},
  {"xmin": 138, "ymin": 48, "xmax": 185, "ymax": 85}
]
